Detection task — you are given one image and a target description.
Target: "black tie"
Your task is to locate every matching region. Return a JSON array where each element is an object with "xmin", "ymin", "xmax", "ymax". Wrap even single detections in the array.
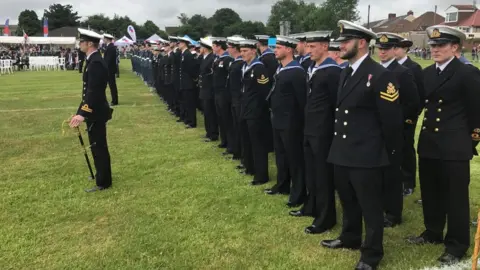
[
  {"xmin": 343, "ymin": 66, "xmax": 354, "ymax": 87},
  {"xmin": 437, "ymin": 67, "xmax": 442, "ymax": 75}
]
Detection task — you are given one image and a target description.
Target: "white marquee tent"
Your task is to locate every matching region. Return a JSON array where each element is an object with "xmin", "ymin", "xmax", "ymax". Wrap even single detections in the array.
[
  {"xmin": 114, "ymin": 36, "xmax": 134, "ymax": 46},
  {"xmin": 146, "ymin": 34, "xmax": 168, "ymax": 43},
  {"xmin": 0, "ymin": 36, "xmax": 76, "ymax": 45}
]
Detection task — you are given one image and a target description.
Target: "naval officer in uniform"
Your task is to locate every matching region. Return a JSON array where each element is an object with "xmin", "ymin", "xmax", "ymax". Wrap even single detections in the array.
[
  {"xmin": 321, "ymin": 21, "xmax": 403, "ymax": 270},
  {"xmin": 407, "ymin": 25, "xmax": 480, "ymax": 266},
  {"xmin": 69, "ymin": 28, "xmax": 113, "ymax": 192},
  {"xmin": 103, "ymin": 33, "xmax": 119, "ymax": 106},
  {"xmin": 375, "ymin": 32, "xmax": 420, "ymax": 228}
]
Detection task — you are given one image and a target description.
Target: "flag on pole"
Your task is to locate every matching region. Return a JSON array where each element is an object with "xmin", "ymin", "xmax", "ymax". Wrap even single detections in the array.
[
  {"xmin": 23, "ymin": 29, "xmax": 28, "ymax": 42},
  {"xmin": 43, "ymin": 18, "xmax": 48, "ymax": 37},
  {"xmin": 3, "ymin": 19, "xmax": 10, "ymax": 36},
  {"xmin": 127, "ymin": 25, "xmax": 136, "ymax": 42}
]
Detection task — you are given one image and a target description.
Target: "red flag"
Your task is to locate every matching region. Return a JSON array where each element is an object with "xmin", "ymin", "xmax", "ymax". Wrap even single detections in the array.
[
  {"xmin": 3, "ymin": 19, "xmax": 10, "ymax": 36},
  {"xmin": 23, "ymin": 29, "xmax": 28, "ymax": 40},
  {"xmin": 43, "ymin": 18, "xmax": 48, "ymax": 37}
]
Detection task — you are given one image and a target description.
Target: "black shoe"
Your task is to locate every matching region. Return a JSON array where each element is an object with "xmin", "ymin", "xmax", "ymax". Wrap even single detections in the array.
[
  {"xmin": 305, "ymin": 225, "xmax": 328, "ymax": 235},
  {"xmin": 232, "ymin": 155, "xmax": 241, "ymax": 160},
  {"xmin": 320, "ymin": 239, "xmax": 361, "ymax": 250},
  {"xmin": 384, "ymin": 217, "xmax": 401, "ymax": 228},
  {"xmin": 236, "ymin": 165, "xmax": 245, "ymax": 170},
  {"xmin": 415, "ymin": 199, "xmax": 423, "ymax": 205},
  {"xmin": 185, "ymin": 125, "xmax": 195, "ymax": 129},
  {"xmin": 286, "ymin": 202, "xmax": 302, "ymax": 208},
  {"xmin": 218, "ymin": 143, "xmax": 227, "ymax": 148},
  {"xmin": 354, "ymin": 261, "xmax": 376, "ymax": 270},
  {"xmin": 403, "ymin": 188, "xmax": 414, "ymax": 197},
  {"xmin": 438, "ymin": 253, "xmax": 461, "ymax": 266},
  {"xmin": 406, "ymin": 235, "xmax": 443, "ymax": 245},
  {"xmin": 222, "ymin": 151, "xmax": 233, "ymax": 156},
  {"xmin": 289, "ymin": 210, "xmax": 304, "ymax": 217},
  {"xmin": 110, "ymin": 102, "xmax": 118, "ymax": 106},
  {"xmin": 264, "ymin": 188, "xmax": 289, "ymax": 195},
  {"xmin": 176, "ymin": 119, "xmax": 183, "ymax": 123},
  {"xmin": 85, "ymin": 186, "xmax": 109, "ymax": 193},
  {"xmin": 250, "ymin": 180, "xmax": 268, "ymax": 186}
]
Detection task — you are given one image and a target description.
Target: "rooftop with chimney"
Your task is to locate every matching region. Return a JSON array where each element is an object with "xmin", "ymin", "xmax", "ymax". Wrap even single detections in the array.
[{"xmin": 364, "ymin": 10, "xmax": 444, "ymax": 33}]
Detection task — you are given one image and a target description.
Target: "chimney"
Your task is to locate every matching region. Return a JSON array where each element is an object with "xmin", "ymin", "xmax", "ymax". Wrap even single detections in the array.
[
  {"xmin": 388, "ymin": 13, "xmax": 397, "ymax": 19},
  {"xmin": 407, "ymin": 10, "xmax": 414, "ymax": 16}
]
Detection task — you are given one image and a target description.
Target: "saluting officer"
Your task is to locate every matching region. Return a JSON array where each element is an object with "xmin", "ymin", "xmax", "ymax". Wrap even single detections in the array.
[
  {"xmin": 322, "ymin": 21, "xmax": 403, "ymax": 270},
  {"xmin": 290, "ymin": 31, "xmax": 341, "ymax": 236},
  {"xmin": 212, "ymin": 38, "xmax": 234, "ymax": 150},
  {"xmin": 394, "ymin": 37, "xmax": 425, "ymax": 196},
  {"xmin": 178, "ymin": 37, "xmax": 198, "ymax": 128},
  {"xmin": 375, "ymin": 32, "xmax": 420, "ymax": 228},
  {"xmin": 407, "ymin": 25, "xmax": 480, "ymax": 266},
  {"xmin": 198, "ymin": 38, "xmax": 219, "ymax": 142},
  {"xmin": 239, "ymin": 39, "xmax": 271, "ymax": 185},
  {"xmin": 103, "ymin": 33, "xmax": 119, "ymax": 106},
  {"xmin": 69, "ymin": 28, "xmax": 113, "ymax": 193},
  {"xmin": 264, "ymin": 36, "xmax": 307, "ymax": 209},
  {"xmin": 227, "ymin": 37, "xmax": 245, "ymax": 160}
]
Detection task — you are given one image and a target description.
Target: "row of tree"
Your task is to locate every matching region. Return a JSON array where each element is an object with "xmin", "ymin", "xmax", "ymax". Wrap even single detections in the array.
[{"xmin": 7, "ymin": 0, "xmax": 359, "ymax": 40}]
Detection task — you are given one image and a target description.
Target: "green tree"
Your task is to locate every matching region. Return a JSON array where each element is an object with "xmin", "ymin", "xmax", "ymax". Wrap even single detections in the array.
[
  {"xmin": 318, "ymin": 0, "xmax": 360, "ymax": 35},
  {"xmin": 210, "ymin": 8, "xmax": 242, "ymax": 36},
  {"xmin": 81, "ymin": 14, "xmax": 111, "ymax": 33},
  {"xmin": 266, "ymin": 0, "xmax": 308, "ymax": 34},
  {"xmin": 43, "ymin": 4, "xmax": 81, "ymax": 30},
  {"xmin": 177, "ymin": 13, "xmax": 190, "ymax": 25},
  {"xmin": 224, "ymin": 21, "xmax": 266, "ymax": 38},
  {"xmin": 16, "ymin": 10, "xmax": 40, "ymax": 36}
]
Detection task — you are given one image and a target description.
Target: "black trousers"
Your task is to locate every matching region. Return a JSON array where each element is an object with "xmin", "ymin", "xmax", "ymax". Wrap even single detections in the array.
[
  {"xmin": 182, "ymin": 89, "xmax": 197, "ymax": 127},
  {"xmin": 108, "ymin": 72, "xmax": 118, "ymax": 105},
  {"xmin": 86, "ymin": 121, "xmax": 112, "ymax": 188},
  {"xmin": 116, "ymin": 64, "xmax": 120, "ymax": 78},
  {"xmin": 402, "ymin": 124, "xmax": 417, "ymax": 189},
  {"xmin": 383, "ymin": 162, "xmax": 403, "ymax": 223},
  {"xmin": 241, "ymin": 117, "xmax": 269, "ymax": 183},
  {"xmin": 419, "ymin": 158, "xmax": 470, "ymax": 257},
  {"xmin": 214, "ymin": 93, "xmax": 234, "ymax": 150},
  {"xmin": 164, "ymin": 84, "xmax": 174, "ymax": 110},
  {"xmin": 303, "ymin": 135, "xmax": 336, "ymax": 229},
  {"xmin": 334, "ymin": 165, "xmax": 384, "ymax": 267},
  {"xmin": 272, "ymin": 128, "xmax": 306, "ymax": 205},
  {"xmin": 230, "ymin": 103, "xmax": 242, "ymax": 158},
  {"xmin": 202, "ymin": 98, "xmax": 219, "ymax": 140},
  {"xmin": 176, "ymin": 89, "xmax": 183, "ymax": 119},
  {"xmin": 78, "ymin": 60, "xmax": 84, "ymax": 73}
]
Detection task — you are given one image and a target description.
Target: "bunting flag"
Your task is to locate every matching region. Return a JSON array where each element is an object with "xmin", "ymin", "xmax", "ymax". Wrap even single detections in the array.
[
  {"xmin": 43, "ymin": 18, "xmax": 48, "ymax": 37},
  {"xmin": 127, "ymin": 25, "xmax": 136, "ymax": 42},
  {"xmin": 3, "ymin": 19, "xmax": 10, "ymax": 36}
]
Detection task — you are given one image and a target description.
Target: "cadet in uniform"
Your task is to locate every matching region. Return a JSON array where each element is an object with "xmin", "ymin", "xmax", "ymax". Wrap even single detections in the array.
[
  {"xmin": 199, "ymin": 37, "xmax": 219, "ymax": 142},
  {"xmin": 290, "ymin": 33, "xmax": 312, "ymax": 71},
  {"xmin": 164, "ymin": 43, "xmax": 175, "ymax": 113},
  {"xmin": 239, "ymin": 39, "xmax": 271, "ymax": 185},
  {"xmin": 255, "ymin": 35, "xmax": 278, "ymax": 153},
  {"xmin": 227, "ymin": 37, "xmax": 245, "ymax": 160},
  {"xmin": 289, "ymin": 31, "xmax": 341, "ymax": 235},
  {"xmin": 212, "ymin": 38, "xmax": 234, "ymax": 149},
  {"xmin": 322, "ymin": 21, "xmax": 403, "ymax": 270},
  {"xmin": 407, "ymin": 25, "xmax": 480, "ymax": 266},
  {"xmin": 177, "ymin": 37, "xmax": 198, "ymax": 128},
  {"xmin": 375, "ymin": 32, "xmax": 420, "ymax": 228},
  {"xmin": 264, "ymin": 36, "xmax": 307, "ymax": 208},
  {"xmin": 69, "ymin": 28, "xmax": 113, "ymax": 193},
  {"xmin": 328, "ymin": 42, "xmax": 349, "ymax": 68},
  {"xmin": 394, "ymin": 37, "xmax": 425, "ymax": 196},
  {"xmin": 103, "ymin": 34, "xmax": 119, "ymax": 106}
]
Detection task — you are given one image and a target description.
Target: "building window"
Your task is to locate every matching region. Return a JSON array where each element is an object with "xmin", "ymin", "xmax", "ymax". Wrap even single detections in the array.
[{"xmin": 446, "ymin": 12, "xmax": 458, "ymax": 22}]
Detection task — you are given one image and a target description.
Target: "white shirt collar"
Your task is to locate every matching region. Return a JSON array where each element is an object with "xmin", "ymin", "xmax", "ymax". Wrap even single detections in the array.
[
  {"xmin": 381, "ymin": 58, "xmax": 396, "ymax": 68},
  {"xmin": 349, "ymin": 53, "xmax": 369, "ymax": 75},
  {"xmin": 86, "ymin": 50, "xmax": 97, "ymax": 60},
  {"xmin": 397, "ymin": 56, "xmax": 408, "ymax": 65},
  {"xmin": 182, "ymin": 48, "xmax": 188, "ymax": 53},
  {"xmin": 436, "ymin": 57, "xmax": 455, "ymax": 71},
  {"xmin": 203, "ymin": 52, "xmax": 211, "ymax": 59}
]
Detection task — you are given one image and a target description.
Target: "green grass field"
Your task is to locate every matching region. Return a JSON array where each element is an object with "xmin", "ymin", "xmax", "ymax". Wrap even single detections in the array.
[{"xmin": 0, "ymin": 58, "xmax": 478, "ymax": 270}]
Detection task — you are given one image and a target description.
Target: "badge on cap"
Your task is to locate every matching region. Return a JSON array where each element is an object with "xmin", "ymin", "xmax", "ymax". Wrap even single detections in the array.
[
  {"xmin": 432, "ymin": 29, "xmax": 441, "ymax": 38},
  {"xmin": 379, "ymin": 35, "xmax": 388, "ymax": 43},
  {"xmin": 339, "ymin": 24, "xmax": 344, "ymax": 33}
]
